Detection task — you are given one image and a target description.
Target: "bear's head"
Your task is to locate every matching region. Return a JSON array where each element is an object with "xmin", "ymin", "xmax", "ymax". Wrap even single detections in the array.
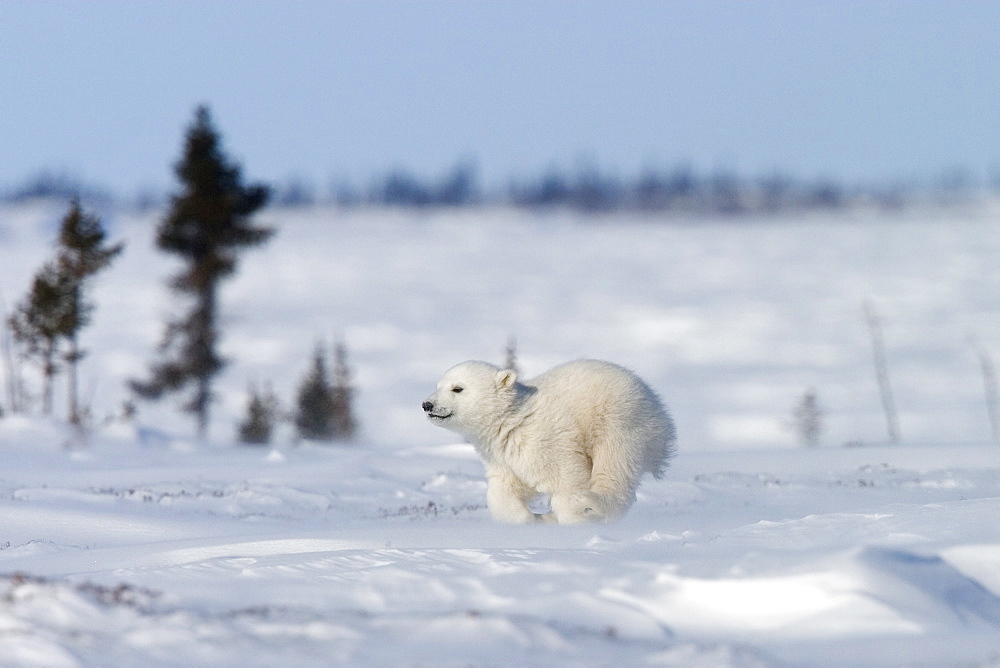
[{"xmin": 422, "ymin": 361, "xmax": 519, "ymax": 440}]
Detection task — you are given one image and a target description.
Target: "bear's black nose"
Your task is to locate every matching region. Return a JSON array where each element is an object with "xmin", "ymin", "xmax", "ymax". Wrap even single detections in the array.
[{"xmin": 422, "ymin": 401, "xmax": 434, "ymax": 413}]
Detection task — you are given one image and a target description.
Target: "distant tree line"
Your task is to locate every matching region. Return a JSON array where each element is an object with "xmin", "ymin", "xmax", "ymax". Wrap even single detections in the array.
[
  {"xmin": 0, "ymin": 171, "xmax": 115, "ymax": 209},
  {"xmin": 4, "ymin": 160, "xmax": 995, "ymax": 215},
  {"xmin": 317, "ymin": 162, "xmax": 948, "ymax": 213}
]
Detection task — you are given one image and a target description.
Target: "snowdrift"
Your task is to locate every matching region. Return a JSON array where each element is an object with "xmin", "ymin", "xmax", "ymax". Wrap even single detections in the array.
[{"xmin": 1, "ymin": 438, "xmax": 998, "ymax": 666}]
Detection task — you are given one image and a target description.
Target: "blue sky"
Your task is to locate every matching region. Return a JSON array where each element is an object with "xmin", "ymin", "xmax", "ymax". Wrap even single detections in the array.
[{"xmin": 2, "ymin": 0, "xmax": 999, "ymax": 197}]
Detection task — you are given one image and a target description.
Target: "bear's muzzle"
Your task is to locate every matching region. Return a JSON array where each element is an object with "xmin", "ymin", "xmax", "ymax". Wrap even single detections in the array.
[{"xmin": 422, "ymin": 400, "xmax": 452, "ymax": 420}]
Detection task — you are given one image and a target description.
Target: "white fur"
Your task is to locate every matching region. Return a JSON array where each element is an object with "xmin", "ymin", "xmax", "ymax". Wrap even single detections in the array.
[{"xmin": 423, "ymin": 359, "xmax": 676, "ymax": 524}]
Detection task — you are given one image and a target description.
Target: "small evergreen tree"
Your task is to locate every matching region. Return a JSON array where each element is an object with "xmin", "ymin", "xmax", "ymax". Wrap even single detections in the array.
[
  {"xmin": 0, "ymin": 304, "xmax": 27, "ymax": 415},
  {"xmin": 793, "ymin": 388, "xmax": 823, "ymax": 448},
  {"xmin": 294, "ymin": 341, "xmax": 358, "ymax": 443},
  {"xmin": 7, "ymin": 201, "xmax": 122, "ymax": 425},
  {"xmin": 7, "ymin": 264, "xmax": 71, "ymax": 415},
  {"xmin": 54, "ymin": 200, "xmax": 124, "ymax": 426},
  {"xmin": 330, "ymin": 341, "xmax": 358, "ymax": 441},
  {"xmin": 131, "ymin": 105, "xmax": 272, "ymax": 440},
  {"xmin": 238, "ymin": 383, "xmax": 280, "ymax": 445},
  {"xmin": 295, "ymin": 344, "xmax": 335, "ymax": 441}
]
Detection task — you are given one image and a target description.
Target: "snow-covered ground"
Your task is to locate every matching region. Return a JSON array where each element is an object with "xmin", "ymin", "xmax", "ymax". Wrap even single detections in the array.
[
  {"xmin": 1, "ymin": 201, "xmax": 999, "ymax": 665},
  {"xmin": 0, "ymin": 435, "xmax": 998, "ymax": 666}
]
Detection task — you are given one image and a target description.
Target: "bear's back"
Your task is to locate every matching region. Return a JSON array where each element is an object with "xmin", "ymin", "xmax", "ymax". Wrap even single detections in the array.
[
  {"xmin": 526, "ymin": 360, "xmax": 657, "ymax": 422},
  {"xmin": 530, "ymin": 359, "xmax": 645, "ymax": 398},
  {"xmin": 526, "ymin": 359, "xmax": 674, "ymax": 476}
]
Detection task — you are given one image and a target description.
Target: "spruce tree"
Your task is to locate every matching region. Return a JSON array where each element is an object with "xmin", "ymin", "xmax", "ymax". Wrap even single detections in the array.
[
  {"xmin": 55, "ymin": 200, "xmax": 124, "ymax": 425},
  {"xmin": 6, "ymin": 200, "xmax": 121, "ymax": 424},
  {"xmin": 295, "ymin": 344, "xmax": 335, "ymax": 441},
  {"xmin": 8, "ymin": 264, "xmax": 71, "ymax": 415},
  {"xmin": 1, "ymin": 302, "xmax": 27, "ymax": 415},
  {"xmin": 238, "ymin": 383, "xmax": 280, "ymax": 445},
  {"xmin": 131, "ymin": 106, "xmax": 272, "ymax": 440},
  {"xmin": 793, "ymin": 388, "xmax": 823, "ymax": 448},
  {"xmin": 330, "ymin": 341, "xmax": 358, "ymax": 441}
]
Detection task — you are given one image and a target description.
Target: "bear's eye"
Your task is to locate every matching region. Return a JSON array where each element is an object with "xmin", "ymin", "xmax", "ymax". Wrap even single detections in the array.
[{"xmin": 451, "ymin": 386, "xmax": 464, "ymax": 393}]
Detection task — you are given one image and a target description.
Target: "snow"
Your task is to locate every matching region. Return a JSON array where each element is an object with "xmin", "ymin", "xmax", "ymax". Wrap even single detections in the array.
[
  {"xmin": 0, "ymin": 440, "xmax": 998, "ymax": 665},
  {"xmin": 1, "ymin": 201, "xmax": 1000, "ymax": 665}
]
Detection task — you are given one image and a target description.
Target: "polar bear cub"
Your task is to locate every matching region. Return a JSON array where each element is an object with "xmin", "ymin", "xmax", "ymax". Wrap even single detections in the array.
[{"xmin": 422, "ymin": 359, "xmax": 676, "ymax": 524}]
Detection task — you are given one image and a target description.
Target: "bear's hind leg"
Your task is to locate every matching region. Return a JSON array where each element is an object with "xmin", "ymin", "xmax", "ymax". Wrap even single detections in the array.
[
  {"xmin": 582, "ymin": 438, "xmax": 642, "ymax": 522},
  {"xmin": 550, "ymin": 490, "xmax": 629, "ymax": 524}
]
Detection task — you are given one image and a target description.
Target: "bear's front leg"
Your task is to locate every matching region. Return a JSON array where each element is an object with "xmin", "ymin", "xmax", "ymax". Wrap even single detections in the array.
[{"xmin": 485, "ymin": 467, "xmax": 538, "ymax": 524}]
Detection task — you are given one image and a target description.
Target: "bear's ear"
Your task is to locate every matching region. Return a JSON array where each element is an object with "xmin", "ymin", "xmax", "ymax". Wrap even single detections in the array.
[{"xmin": 496, "ymin": 368, "xmax": 517, "ymax": 389}]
